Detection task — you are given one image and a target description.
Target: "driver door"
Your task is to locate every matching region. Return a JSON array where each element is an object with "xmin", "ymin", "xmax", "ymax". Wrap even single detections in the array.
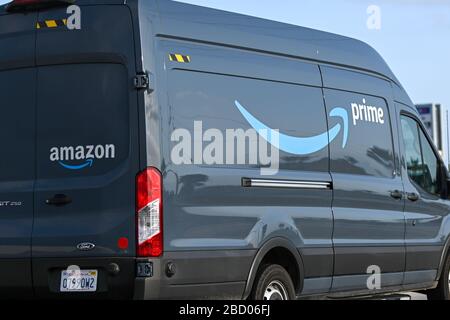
[{"xmin": 397, "ymin": 104, "xmax": 450, "ymax": 285}]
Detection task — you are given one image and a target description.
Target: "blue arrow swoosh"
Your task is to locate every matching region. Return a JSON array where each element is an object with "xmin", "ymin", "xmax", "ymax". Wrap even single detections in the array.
[
  {"xmin": 59, "ymin": 159, "xmax": 94, "ymax": 170},
  {"xmin": 234, "ymin": 101, "xmax": 348, "ymax": 155},
  {"xmin": 329, "ymin": 106, "xmax": 348, "ymax": 148}
]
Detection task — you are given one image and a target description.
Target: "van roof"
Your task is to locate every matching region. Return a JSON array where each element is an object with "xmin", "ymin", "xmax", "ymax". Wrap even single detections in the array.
[
  {"xmin": 0, "ymin": 0, "xmax": 399, "ymax": 85},
  {"xmin": 0, "ymin": 0, "xmax": 122, "ymax": 14},
  {"xmin": 143, "ymin": 0, "xmax": 400, "ymax": 85}
]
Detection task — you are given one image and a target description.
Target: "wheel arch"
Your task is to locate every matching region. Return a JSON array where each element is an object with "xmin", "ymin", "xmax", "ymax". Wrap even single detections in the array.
[
  {"xmin": 436, "ymin": 234, "xmax": 450, "ymax": 281},
  {"xmin": 242, "ymin": 237, "xmax": 305, "ymax": 299}
]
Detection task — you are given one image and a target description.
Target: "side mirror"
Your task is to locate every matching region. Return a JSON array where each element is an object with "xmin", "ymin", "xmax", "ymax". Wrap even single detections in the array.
[
  {"xmin": 446, "ymin": 178, "xmax": 450, "ymax": 199},
  {"xmin": 446, "ymin": 179, "xmax": 450, "ymax": 198},
  {"xmin": 439, "ymin": 163, "xmax": 450, "ymax": 199}
]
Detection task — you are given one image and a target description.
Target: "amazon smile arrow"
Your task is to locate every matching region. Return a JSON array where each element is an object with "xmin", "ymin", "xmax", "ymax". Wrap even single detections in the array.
[
  {"xmin": 234, "ymin": 100, "xmax": 348, "ymax": 155},
  {"xmin": 59, "ymin": 158, "xmax": 94, "ymax": 170}
]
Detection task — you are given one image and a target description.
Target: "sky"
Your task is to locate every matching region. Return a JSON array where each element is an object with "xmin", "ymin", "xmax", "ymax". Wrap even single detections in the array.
[
  {"xmin": 173, "ymin": 0, "xmax": 450, "ymax": 109},
  {"xmin": 1, "ymin": 0, "xmax": 449, "ymax": 108}
]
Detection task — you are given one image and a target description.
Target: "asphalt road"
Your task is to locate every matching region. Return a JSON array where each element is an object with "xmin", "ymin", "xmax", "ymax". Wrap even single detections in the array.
[{"xmin": 380, "ymin": 292, "xmax": 428, "ymax": 300}]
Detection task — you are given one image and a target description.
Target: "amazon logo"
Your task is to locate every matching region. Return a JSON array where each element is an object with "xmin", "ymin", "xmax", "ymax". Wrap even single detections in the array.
[
  {"xmin": 49, "ymin": 144, "xmax": 116, "ymax": 170},
  {"xmin": 234, "ymin": 100, "xmax": 348, "ymax": 155},
  {"xmin": 170, "ymin": 99, "xmax": 352, "ymax": 176},
  {"xmin": 170, "ymin": 100, "xmax": 352, "ymax": 176}
]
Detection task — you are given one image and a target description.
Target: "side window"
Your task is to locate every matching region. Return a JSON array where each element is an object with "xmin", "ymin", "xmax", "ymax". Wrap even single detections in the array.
[
  {"xmin": 401, "ymin": 115, "xmax": 441, "ymax": 196},
  {"xmin": 419, "ymin": 128, "xmax": 441, "ymax": 195},
  {"xmin": 401, "ymin": 116, "xmax": 424, "ymax": 187}
]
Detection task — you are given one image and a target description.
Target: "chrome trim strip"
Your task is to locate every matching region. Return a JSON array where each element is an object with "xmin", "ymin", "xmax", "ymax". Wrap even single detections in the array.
[{"xmin": 242, "ymin": 178, "xmax": 331, "ymax": 190}]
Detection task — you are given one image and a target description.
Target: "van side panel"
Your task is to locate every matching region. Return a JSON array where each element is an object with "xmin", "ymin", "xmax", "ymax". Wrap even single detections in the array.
[{"xmin": 156, "ymin": 39, "xmax": 334, "ymax": 295}]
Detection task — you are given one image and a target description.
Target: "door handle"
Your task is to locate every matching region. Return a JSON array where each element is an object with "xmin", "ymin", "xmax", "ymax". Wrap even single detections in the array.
[
  {"xmin": 407, "ymin": 192, "xmax": 420, "ymax": 202},
  {"xmin": 46, "ymin": 194, "xmax": 72, "ymax": 207},
  {"xmin": 390, "ymin": 190, "xmax": 403, "ymax": 200}
]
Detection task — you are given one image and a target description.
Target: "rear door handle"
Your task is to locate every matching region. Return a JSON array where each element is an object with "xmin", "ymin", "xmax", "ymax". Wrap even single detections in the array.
[
  {"xmin": 46, "ymin": 194, "xmax": 72, "ymax": 207},
  {"xmin": 407, "ymin": 192, "xmax": 420, "ymax": 202},
  {"xmin": 390, "ymin": 190, "xmax": 403, "ymax": 200}
]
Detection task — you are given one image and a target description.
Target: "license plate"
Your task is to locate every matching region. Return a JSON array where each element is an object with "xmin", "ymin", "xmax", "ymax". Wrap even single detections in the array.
[{"xmin": 60, "ymin": 270, "xmax": 98, "ymax": 292}]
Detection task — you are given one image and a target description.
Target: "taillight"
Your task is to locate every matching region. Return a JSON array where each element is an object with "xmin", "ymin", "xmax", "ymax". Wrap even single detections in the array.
[
  {"xmin": 136, "ymin": 167, "xmax": 163, "ymax": 257},
  {"xmin": 6, "ymin": 0, "xmax": 74, "ymax": 12}
]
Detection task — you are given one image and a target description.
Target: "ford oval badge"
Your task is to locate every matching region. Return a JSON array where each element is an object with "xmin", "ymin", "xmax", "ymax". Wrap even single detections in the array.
[{"xmin": 77, "ymin": 242, "xmax": 96, "ymax": 251}]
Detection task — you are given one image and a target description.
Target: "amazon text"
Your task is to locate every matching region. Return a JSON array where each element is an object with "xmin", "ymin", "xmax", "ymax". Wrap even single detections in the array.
[
  {"xmin": 351, "ymin": 99, "xmax": 385, "ymax": 126},
  {"xmin": 50, "ymin": 144, "xmax": 116, "ymax": 162}
]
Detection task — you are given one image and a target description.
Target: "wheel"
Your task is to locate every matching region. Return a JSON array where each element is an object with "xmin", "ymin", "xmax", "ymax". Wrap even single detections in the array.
[
  {"xmin": 250, "ymin": 264, "xmax": 296, "ymax": 300},
  {"xmin": 427, "ymin": 254, "xmax": 450, "ymax": 300}
]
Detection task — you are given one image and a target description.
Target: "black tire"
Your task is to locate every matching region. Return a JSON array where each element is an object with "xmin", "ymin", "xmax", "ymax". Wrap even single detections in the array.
[
  {"xmin": 250, "ymin": 264, "xmax": 296, "ymax": 300},
  {"xmin": 427, "ymin": 254, "xmax": 450, "ymax": 300}
]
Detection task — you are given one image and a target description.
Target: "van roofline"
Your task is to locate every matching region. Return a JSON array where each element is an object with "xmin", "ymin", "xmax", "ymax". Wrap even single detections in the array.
[
  {"xmin": 0, "ymin": 0, "xmax": 124, "ymax": 15},
  {"xmin": 139, "ymin": 0, "xmax": 400, "ymax": 86},
  {"xmin": 0, "ymin": 0, "xmax": 403, "ymax": 87}
]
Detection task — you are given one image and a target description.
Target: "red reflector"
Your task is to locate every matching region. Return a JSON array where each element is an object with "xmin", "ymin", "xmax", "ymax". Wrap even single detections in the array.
[
  {"xmin": 118, "ymin": 237, "xmax": 129, "ymax": 250},
  {"xmin": 138, "ymin": 233, "xmax": 163, "ymax": 257}
]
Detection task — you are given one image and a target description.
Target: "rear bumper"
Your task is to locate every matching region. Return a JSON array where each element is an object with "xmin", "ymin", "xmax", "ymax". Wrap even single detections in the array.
[
  {"xmin": 33, "ymin": 257, "xmax": 136, "ymax": 299},
  {"xmin": 32, "ymin": 250, "xmax": 255, "ymax": 300}
]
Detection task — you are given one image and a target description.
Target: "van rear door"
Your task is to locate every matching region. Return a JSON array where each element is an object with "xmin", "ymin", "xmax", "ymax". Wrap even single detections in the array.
[
  {"xmin": 31, "ymin": 4, "xmax": 140, "ymax": 298},
  {"xmin": 0, "ymin": 10, "xmax": 37, "ymax": 298}
]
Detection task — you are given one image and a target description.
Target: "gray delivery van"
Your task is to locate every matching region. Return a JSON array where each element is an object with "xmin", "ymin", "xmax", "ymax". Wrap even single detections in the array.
[{"xmin": 1, "ymin": 0, "xmax": 450, "ymax": 300}]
